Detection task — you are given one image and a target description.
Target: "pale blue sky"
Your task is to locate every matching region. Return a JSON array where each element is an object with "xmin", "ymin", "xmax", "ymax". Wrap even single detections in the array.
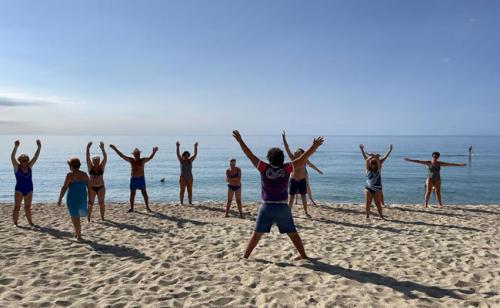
[{"xmin": 0, "ymin": 0, "xmax": 499, "ymax": 135}]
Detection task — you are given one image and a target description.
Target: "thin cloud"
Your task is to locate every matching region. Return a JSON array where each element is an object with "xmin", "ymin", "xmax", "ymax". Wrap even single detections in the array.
[{"xmin": 0, "ymin": 93, "xmax": 86, "ymax": 107}]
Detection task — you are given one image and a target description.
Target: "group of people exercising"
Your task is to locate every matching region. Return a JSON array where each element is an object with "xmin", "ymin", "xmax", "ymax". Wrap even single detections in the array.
[{"xmin": 10, "ymin": 133, "xmax": 467, "ymax": 258}]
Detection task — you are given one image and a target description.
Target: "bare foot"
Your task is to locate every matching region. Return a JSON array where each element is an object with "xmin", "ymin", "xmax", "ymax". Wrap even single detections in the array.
[
  {"xmin": 294, "ymin": 255, "xmax": 308, "ymax": 261},
  {"xmin": 146, "ymin": 207, "xmax": 152, "ymax": 213},
  {"xmin": 127, "ymin": 208, "xmax": 134, "ymax": 213},
  {"xmin": 306, "ymin": 213, "xmax": 312, "ymax": 218}
]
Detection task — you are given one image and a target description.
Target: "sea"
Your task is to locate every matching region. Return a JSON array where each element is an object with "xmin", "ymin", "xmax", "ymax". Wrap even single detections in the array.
[{"xmin": 1, "ymin": 135, "xmax": 499, "ymax": 205}]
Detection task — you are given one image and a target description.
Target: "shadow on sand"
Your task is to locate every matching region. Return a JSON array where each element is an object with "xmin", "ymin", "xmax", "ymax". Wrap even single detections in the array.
[
  {"xmin": 388, "ymin": 219, "xmax": 482, "ymax": 232},
  {"xmin": 136, "ymin": 210, "xmax": 209, "ymax": 228},
  {"xmin": 307, "ymin": 217, "xmax": 416, "ymax": 235},
  {"xmin": 389, "ymin": 206, "xmax": 470, "ymax": 218},
  {"xmin": 448, "ymin": 207, "xmax": 500, "ymax": 216},
  {"xmin": 255, "ymin": 258, "xmax": 473, "ymax": 300},
  {"xmin": 81, "ymin": 239, "xmax": 150, "ymax": 261},
  {"xmin": 21, "ymin": 225, "xmax": 150, "ymax": 261},
  {"xmin": 102, "ymin": 220, "xmax": 160, "ymax": 234}
]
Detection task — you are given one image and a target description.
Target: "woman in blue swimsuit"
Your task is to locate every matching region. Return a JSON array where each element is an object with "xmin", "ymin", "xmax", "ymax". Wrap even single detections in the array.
[
  {"xmin": 58, "ymin": 158, "xmax": 91, "ymax": 241},
  {"xmin": 11, "ymin": 139, "xmax": 41, "ymax": 227},
  {"xmin": 362, "ymin": 154, "xmax": 385, "ymax": 220},
  {"xmin": 225, "ymin": 159, "xmax": 244, "ymax": 218}
]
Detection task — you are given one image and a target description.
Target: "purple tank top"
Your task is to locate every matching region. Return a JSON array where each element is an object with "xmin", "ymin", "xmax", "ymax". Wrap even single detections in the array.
[{"xmin": 257, "ymin": 161, "xmax": 293, "ymax": 203}]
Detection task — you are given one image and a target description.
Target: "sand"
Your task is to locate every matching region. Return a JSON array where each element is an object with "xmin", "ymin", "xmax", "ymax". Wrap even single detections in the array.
[{"xmin": 0, "ymin": 201, "xmax": 499, "ymax": 307}]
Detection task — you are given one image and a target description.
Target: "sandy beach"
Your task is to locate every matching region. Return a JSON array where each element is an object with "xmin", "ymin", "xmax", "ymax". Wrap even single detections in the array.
[{"xmin": 0, "ymin": 202, "xmax": 499, "ymax": 307}]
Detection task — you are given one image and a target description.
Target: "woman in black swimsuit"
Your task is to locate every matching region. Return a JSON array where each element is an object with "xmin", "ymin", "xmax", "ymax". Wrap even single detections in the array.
[
  {"xmin": 225, "ymin": 159, "xmax": 244, "ymax": 218},
  {"xmin": 86, "ymin": 141, "xmax": 107, "ymax": 221}
]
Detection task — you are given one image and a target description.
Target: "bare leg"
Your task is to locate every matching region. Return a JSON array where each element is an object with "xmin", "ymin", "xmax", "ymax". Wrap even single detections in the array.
[
  {"xmin": 381, "ymin": 191, "xmax": 386, "ymax": 206},
  {"xmin": 71, "ymin": 217, "xmax": 82, "ymax": 240},
  {"xmin": 13, "ymin": 192, "xmax": 22, "ymax": 226},
  {"xmin": 140, "ymin": 189, "xmax": 151, "ymax": 212},
  {"xmin": 187, "ymin": 179, "xmax": 193, "ymax": 205},
  {"xmin": 88, "ymin": 188, "xmax": 97, "ymax": 222},
  {"xmin": 97, "ymin": 188, "xmax": 106, "ymax": 220},
  {"xmin": 306, "ymin": 177, "xmax": 317, "ymax": 206},
  {"xmin": 301, "ymin": 194, "xmax": 310, "ymax": 217},
  {"xmin": 129, "ymin": 190, "xmax": 136, "ymax": 212},
  {"xmin": 435, "ymin": 181, "xmax": 443, "ymax": 207},
  {"xmin": 23, "ymin": 193, "xmax": 34, "ymax": 226},
  {"xmin": 179, "ymin": 178, "xmax": 186, "ymax": 205},
  {"xmin": 424, "ymin": 180, "xmax": 433, "ymax": 208},
  {"xmin": 288, "ymin": 194, "xmax": 296, "ymax": 210},
  {"xmin": 374, "ymin": 192, "xmax": 385, "ymax": 219},
  {"xmin": 244, "ymin": 232, "xmax": 263, "ymax": 259},
  {"xmin": 365, "ymin": 190, "xmax": 373, "ymax": 219},
  {"xmin": 225, "ymin": 188, "xmax": 234, "ymax": 217},
  {"xmin": 287, "ymin": 232, "xmax": 308, "ymax": 260},
  {"xmin": 235, "ymin": 189, "xmax": 244, "ymax": 218}
]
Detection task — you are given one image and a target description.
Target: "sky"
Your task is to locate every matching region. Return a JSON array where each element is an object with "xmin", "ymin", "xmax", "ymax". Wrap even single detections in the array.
[{"xmin": 0, "ymin": 0, "xmax": 499, "ymax": 135}]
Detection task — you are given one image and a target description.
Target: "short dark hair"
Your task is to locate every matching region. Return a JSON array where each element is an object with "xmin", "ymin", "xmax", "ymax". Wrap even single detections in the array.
[
  {"xmin": 432, "ymin": 152, "xmax": 441, "ymax": 158},
  {"xmin": 230, "ymin": 158, "xmax": 236, "ymax": 162},
  {"xmin": 267, "ymin": 147, "xmax": 285, "ymax": 166},
  {"xmin": 68, "ymin": 158, "xmax": 81, "ymax": 170},
  {"xmin": 182, "ymin": 151, "xmax": 190, "ymax": 158}
]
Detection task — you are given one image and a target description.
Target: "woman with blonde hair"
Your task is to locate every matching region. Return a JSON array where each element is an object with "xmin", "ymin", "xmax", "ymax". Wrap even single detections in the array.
[{"xmin": 86, "ymin": 141, "xmax": 107, "ymax": 221}]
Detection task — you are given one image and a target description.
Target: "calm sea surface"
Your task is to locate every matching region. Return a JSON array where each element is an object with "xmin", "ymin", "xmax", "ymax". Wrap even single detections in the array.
[{"xmin": 1, "ymin": 135, "xmax": 499, "ymax": 205}]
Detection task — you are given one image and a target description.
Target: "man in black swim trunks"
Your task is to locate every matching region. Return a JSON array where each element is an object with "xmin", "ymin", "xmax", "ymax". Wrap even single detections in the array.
[{"xmin": 282, "ymin": 131, "xmax": 314, "ymax": 218}]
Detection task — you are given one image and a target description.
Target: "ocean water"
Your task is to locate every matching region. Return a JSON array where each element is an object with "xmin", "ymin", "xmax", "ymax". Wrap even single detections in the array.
[{"xmin": 0, "ymin": 135, "xmax": 499, "ymax": 205}]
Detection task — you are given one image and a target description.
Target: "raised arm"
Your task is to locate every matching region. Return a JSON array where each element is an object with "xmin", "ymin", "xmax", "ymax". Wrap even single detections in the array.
[
  {"xmin": 28, "ymin": 140, "xmax": 42, "ymax": 168},
  {"xmin": 439, "ymin": 161, "xmax": 467, "ymax": 167},
  {"xmin": 190, "ymin": 142, "xmax": 198, "ymax": 161},
  {"xmin": 99, "ymin": 142, "xmax": 107, "ymax": 169},
  {"xmin": 306, "ymin": 160, "xmax": 323, "ymax": 174},
  {"xmin": 293, "ymin": 137, "xmax": 324, "ymax": 167},
  {"xmin": 359, "ymin": 144, "xmax": 368, "ymax": 160},
  {"xmin": 86, "ymin": 142, "xmax": 93, "ymax": 170},
  {"xmin": 281, "ymin": 131, "xmax": 294, "ymax": 160},
  {"xmin": 176, "ymin": 141, "xmax": 182, "ymax": 161},
  {"xmin": 11, "ymin": 140, "xmax": 20, "ymax": 170},
  {"xmin": 381, "ymin": 144, "xmax": 393, "ymax": 162},
  {"xmin": 404, "ymin": 158, "xmax": 431, "ymax": 165},
  {"xmin": 144, "ymin": 146, "xmax": 159, "ymax": 163},
  {"xmin": 109, "ymin": 144, "xmax": 132, "ymax": 162},
  {"xmin": 232, "ymin": 130, "xmax": 260, "ymax": 168},
  {"xmin": 58, "ymin": 174, "xmax": 71, "ymax": 206}
]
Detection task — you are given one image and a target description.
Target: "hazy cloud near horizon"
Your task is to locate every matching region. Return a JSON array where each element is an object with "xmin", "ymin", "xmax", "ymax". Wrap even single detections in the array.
[{"xmin": 0, "ymin": 96, "xmax": 49, "ymax": 107}]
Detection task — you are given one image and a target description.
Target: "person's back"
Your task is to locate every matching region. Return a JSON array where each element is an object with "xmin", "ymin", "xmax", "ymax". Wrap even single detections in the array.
[{"xmin": 257, "ymin": 161, "xmax": 293, "ymax": 203}]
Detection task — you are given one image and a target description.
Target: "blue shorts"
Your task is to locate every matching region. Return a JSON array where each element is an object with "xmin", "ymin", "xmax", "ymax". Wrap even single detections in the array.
[
  {"xmin": 130, "ymin": 176, "xmax": 146, "ymax": 191},
  {"xmin": 254, "ymin": 203, "xmax": 297, "ymax": 234}
]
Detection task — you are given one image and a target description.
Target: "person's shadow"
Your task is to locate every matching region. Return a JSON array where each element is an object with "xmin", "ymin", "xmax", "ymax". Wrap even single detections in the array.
[
  {"xmin": 20, "ymin": 225, "xmax": 150, "ymax": 261},
  {"xmin": 301, "ymin": 259, "xmax": 474, "ymax": 299},
  {"xmin": 102, "ymin": 220, "xmax": 160, "ymax": 234},
  {"xmin": 255, "ymin": 258, "xmax": 474, "ymax": 300},
  {"xmin": 136, "ymin": 210, "xmax": 209, "ymax": 228}
]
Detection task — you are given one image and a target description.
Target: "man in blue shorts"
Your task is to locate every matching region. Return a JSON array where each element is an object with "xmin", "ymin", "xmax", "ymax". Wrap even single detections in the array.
[
  {"xmin": 232, "ymin": 130, "xmax": 324, "ymax": 260},
  {"xmin": 109, "ymin": 144, "xmax": 158, "ymax": 213}
]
